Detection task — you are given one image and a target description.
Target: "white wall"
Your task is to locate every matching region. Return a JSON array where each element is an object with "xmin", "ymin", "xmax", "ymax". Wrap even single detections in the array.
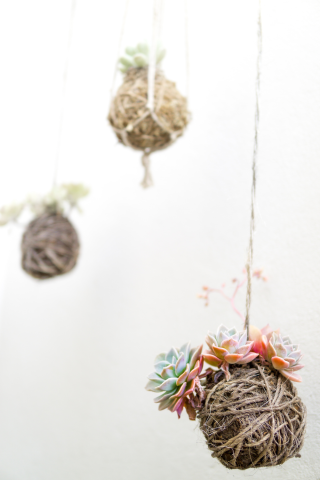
[{"xmin": 0, "ymin": 1, "xmax": 319, "ymax": 479}]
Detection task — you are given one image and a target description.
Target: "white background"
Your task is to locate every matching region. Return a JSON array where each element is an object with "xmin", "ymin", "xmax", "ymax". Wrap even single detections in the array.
[{"xmin": 0, "ymin": 1, "xmax": 319, "ymax": 479}]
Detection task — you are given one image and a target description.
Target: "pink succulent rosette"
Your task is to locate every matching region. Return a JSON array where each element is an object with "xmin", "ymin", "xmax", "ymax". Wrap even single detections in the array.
[
  {"xmin": 145, "ymin": 343, "xmax": 204, "ymax": 419},
  {"xmin": 250, "ymin": 325, "xmax": 304, "ymax": 382},
  {"xmin": 203, "ymin": 325, "xmax": 258, "ymax": 381}
]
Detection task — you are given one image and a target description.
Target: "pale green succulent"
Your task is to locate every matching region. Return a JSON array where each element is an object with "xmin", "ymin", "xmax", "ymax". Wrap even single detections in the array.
[
  {"xmin": 119, "ymin": 42, "xmax": 166, "ymax": 73},
  {"xmin": 0, "ymin": 203, "xmax": 24, "ymax": 226},
  {"xmin": 0, "ymin": 184, "xmax": 89, "ymax": 225},
  {"xmin": 30, "ymin": 184, "xmax": 89, "ymax": 216},
  {"xmin": 145, "ymin": 342, "xmax": 203, "ymax": 419},
  {"xmin": 62, "ymin": 183, "xmax": 90, "ymax": 207}
]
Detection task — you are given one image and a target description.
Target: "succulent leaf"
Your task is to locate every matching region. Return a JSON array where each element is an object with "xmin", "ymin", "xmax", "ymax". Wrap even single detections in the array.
[
  {"xmin": 133, "ymin": 53, "xmax": 148, "ymax": 67},
  {"xmin": 154, "ymin": 391, "xmax": 173, "ymax": 403},
  {"xmin": 137, "ymin": 42, "xmax": 149, "ymax": 55},
  {"xmin": 125, "ymin": 46, "xmax": 137, "ymax": 56},
  {"xmin": 224, "ymin": 353, "xmax": 243, "ymax": 364},
  {"xmin": 156, "ymin": 377, "xmax": 177, "ymax": 392},
  {"xmin": 175, "ymin": 353, "xmax": 186, "ymax": 376},
  {"xmin": 161, "ymin": 365, "xmax": 176, "ymax": 379},
  {"xmin": 190, "ymin": 344, "xmax": 202, "ymax": 370},
  {"xmin": 147, "ymin": 372, "xmax": 162, "ymax": 381},
  {"xmin": 154, "ymin": 352, "xmax": 166, "ymax": 363},
  {"xmin": 154, "ymin": 360, "xmax": 170, "ymax": 375},
  {"xmin": 176, "ymin": 364, "xmax": 190, "ymax": 385},
  {"xmin": 180, "ymin": 342, "xmax": 191, "ymax": 360},
  {"xmin": 145, "ymin": 380, "xmax": 162, "ymax": 392},
  {"xmin": 236, "ymin": 352, "xmax": 259, "ymax": 364},
  {"xmin": 171, "ymin": 383, "xmax": 187, "ymax": 398},
  {"xmin": 202, "ymin": 352, "xmax": 221, "ymax": 367},
  {"xmin": 184, "ymin": 379, "xmax": 196, "ymax": 396},
  {"xmin": 187, "ymin": 362, "xmax": 200, "ymax": 382},
  {"xmin": 156, "ymin": 47, "xmax": 166, "ymax": 63},
  {"xmin": 158, "ymin": 396, "xmax": 175, "ymax": 410},
  {"xmin": 272, "ymin": 356, "xmax": 290, "ymax": 370},
  {"xmin": 165, "ymin": 347, "xmax": 179, "ymax": 363},
  {"xmin": 119, "ymin": 56, "xmax": 134, "ymax": 67}
]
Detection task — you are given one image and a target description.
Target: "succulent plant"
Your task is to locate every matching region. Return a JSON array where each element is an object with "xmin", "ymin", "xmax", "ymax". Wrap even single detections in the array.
[
  {"xmin": 39, "ymin": 184, "xmax": 89, "ymax": 214},
  {"xmin": 203, "ymin": 325, "xmax": 258, "ymax": 380},
  {"xmin": 119, "ymin": 42, "xmax": 166, "ymax": 73},
  {"xmin": 0, "ymin": 202, "xmax": 24, "ymax": 226},
  {"xmin": 250, "ymin": 326, "xmax": 304, "ymax": 382},
  {"xmin": 0, "ymin": 184, "xmax": 89, "ymax": 226},
  {"xmin": 145, "ymin": 343, "xmax": 203, "ymax": 419}
]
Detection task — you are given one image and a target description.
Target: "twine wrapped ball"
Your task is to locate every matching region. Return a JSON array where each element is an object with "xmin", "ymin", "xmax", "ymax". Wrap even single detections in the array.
[
  {"xmin": 108, "ymin": 67, "xmax": 189, "ymax": 152},
  {"xmin": 21, "ymin": 213, "xmax": 79, "ymax": 279},
  {"xmin": 198, "ymin": 362, "xmax": 306, "ymax": 470}
]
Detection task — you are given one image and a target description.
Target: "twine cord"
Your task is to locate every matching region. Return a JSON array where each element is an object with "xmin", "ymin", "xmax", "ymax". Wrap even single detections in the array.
[
  {"xmin": 184, "ymin": 0, "xmax": 190, "ymax": 105},
  {"xmin": 110, "ymin": 0, "xmax": 130, "ymax": 102},
  {"xmin": 53, "ymin": 0, "xmax": 77, "ymax": 187},
  {"xmin": 147, "ymin": 0, "xmax": 162, "ymax": 112},
  {"xmin": 199, "ymin": 362, "xmax": 306, "ymax": 469},
  {"xmin": 143, "ymin": 0, "xmax": 163, "ymax": 186},
  {"xmin": 245, "ymin": 0, "xmax": 262, "ymax": 334}
]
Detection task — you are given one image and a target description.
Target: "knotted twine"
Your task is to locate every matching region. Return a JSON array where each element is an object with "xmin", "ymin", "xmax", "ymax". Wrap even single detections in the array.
[
  {"xmin": 198, "ymin": 362, "xmax": 306, "ymax": 469},
  {"xmin": 198, "ymin": 2, "xmax": 306, "ymax": 468}
]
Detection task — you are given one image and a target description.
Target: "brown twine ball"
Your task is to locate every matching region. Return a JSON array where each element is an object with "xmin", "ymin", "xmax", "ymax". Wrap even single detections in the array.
[
  {"xmin": 198, "ymin": 361, "xmax": 306, "ymax": 470},
  {"xmin": 21, "ymin": 213, "xmax": 80, "ymax": 280},
  {"xmin": 108, "ymin": 67, "xmax": 189, "ymax": 152}
]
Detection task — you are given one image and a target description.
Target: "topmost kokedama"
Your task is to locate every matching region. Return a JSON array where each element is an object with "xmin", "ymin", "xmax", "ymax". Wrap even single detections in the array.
[{"xmin": 108, "ymin": 42, "xmax": 190, "ymax": 187}]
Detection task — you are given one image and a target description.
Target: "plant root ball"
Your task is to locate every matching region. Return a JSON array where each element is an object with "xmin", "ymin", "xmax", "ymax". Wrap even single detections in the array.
[
  {"xmin": 108, "ymin": 67, "xmax": 189, "ymax": 151},
  {"xmin": 21, "ymin": 213, "xmax": 80, "ymax": 279},
  {"xmin": 198, "ymin": 362, "xmax": 306, "ymax": 470}
]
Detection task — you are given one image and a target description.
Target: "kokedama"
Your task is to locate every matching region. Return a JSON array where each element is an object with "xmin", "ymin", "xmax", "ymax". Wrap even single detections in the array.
[
  {"xmin": 145, "ymin": 272, "xmax": 306, "ymax": 470},
  {"xmin": 108, "ymin": 42, "xmax": 189, "ymax": 188},
  {"xmin": 0, "ymin": 184, "xmax": 89, "ymax": 279}
]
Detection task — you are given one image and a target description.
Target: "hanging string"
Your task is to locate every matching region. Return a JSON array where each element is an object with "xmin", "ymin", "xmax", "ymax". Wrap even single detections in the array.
[
  {"xmin": 244, "ymin": 0, "xmax": 262, "ymax": 335},
  {"xmin": 52, "ymin": 0, "xmax": 77, "ymax": 187},
  {"xmin": 146, "ymin": 0, "xmax": 162, "ymax": 112},
  {"xmin": 184, "ymin": 0, "xmax": 190, "ymax": 106},
  {"xmin": 141, "ymin": 0, "xmax": 163, "ymax": 188},
  {"xmin": 110, "ymin": 0, "xmax": 131, "ymax": 102}
]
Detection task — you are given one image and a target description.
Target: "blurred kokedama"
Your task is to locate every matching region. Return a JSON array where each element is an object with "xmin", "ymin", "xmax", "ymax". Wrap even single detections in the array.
[
  {"xmin": 108, "ymin": 42, "xmax": 189, "ymax": 188},
  {"xmin": 0, "ymin": 184, "xmax": 89, "ymax": 280}
]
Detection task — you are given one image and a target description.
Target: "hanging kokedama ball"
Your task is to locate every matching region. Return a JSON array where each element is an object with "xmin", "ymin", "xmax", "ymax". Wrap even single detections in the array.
[
  {"xmin": 145, "ymin": 323, "xmax": 306, "ymax": 470},
  {"xmin": 198, "ymin": 361, "xmax": 306, "ymax": 470},
  {"xmin": 108, "ymin": 43, "xmax": 189, "ymax": 187},
  {"xmin": 21, "ymin": 213, "xmax": 79, "ymax": 279},
  {"xmin": 0, "ymin": 183, "xmax": 89, "ymax": 280}
]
